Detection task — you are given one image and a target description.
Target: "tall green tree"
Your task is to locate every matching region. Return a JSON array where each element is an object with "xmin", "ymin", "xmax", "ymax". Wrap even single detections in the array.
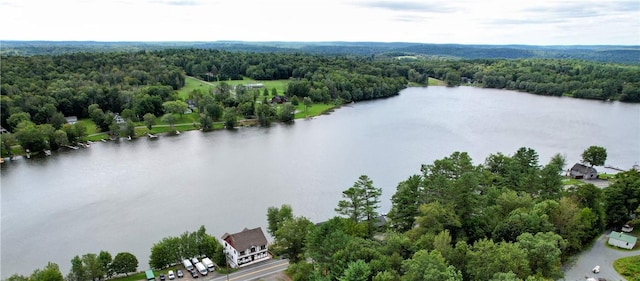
[
  {"xmin": 388, "ymin": 175, "xmax": 423, "ymax": 233},
  {"xmin": 266, "ymin": 204, "xmax": 294, "ymax": 237},
  {"xmin": 143, "ymin": 113, "xmax": 156, "ymax": 130},
  {"xmin": 302, "ymin": 97, "xmax": 312, "ymax": 113},
  {"xmin": 67, "ymin": 255, "xmax": 86, "ymax": 281},
  {"xmin": 278, "ymin": 103, "xmax": 296, "ymax": 122},
  {"xmin": 15, "ymin": 121, "xmax": 48, "ymax": 152},
  {"xmin": 161, "ymin": 113, "xmax": 177, "ymax": 131},
  {"xmin": 223, "ymin": 108, "xmax": 237, "ymax": 129},
  {"xmin": 335, "ymin": 175, "xmax": 382, "ymax": 237},
  {"xmin": 339, "ymin": 260, "xmax": 371, "ymax": 281},
  {"xmin": 30, "ymin": 262, "xmax": 64, "ymax": 281},
  {"xmin": 516, "ymin": 232, "xmax": 565, "ymax": 279},
  {"xmin": 82, "ymin": 253, "xmax": 104, "ymax": 281},
  {"xmin": 110, "ymin": 252, "xmax": 138, "ymax": 276},
  {"xmin": 162, "ymin": 101, "xmax": 188, "ymax": 118},
  {"xmin": 97, "ymin": 250, "xmax": 113, "ymax": 279},
  {"xmin": 581, "ymin": 145, "xmax": 607, "ymax": 167},
  {"xmin": 275, "ymin": 216, "xmax": 313, "ymax": 262},
  {"xmin": 466, "ymin": 239, "xmax": 530, "ymax": 281},
  {"xmin": 401, "ymin": 250, "xmax": 462, "ymax": 281},
  {"xmin": 604, "ymin": 170, "xmax": 640, "ymax": 226}
]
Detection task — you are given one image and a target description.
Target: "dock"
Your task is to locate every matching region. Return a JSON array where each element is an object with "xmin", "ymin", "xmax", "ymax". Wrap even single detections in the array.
[
  {"xmin": 604, "ymin": 165, "xmax": 626, "ymax": 172},
  {"xmin": 65, "ymin": 145, "xmax": 79, "ymax": 150}
]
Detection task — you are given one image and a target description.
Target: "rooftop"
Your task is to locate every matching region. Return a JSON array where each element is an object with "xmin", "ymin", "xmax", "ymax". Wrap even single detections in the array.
[
  {"xmin": 609, "ymin": 231, "xmax": 638, "ymax": 244},
  {"xmin": 222, "ymin": 227, "xmax": 268, "ymax": 252}
]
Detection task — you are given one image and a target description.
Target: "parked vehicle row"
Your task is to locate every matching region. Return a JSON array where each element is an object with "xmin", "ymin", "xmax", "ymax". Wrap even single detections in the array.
[{"xmin": 182, "ymin": 256, "xmax": 214, "ymax": 277}]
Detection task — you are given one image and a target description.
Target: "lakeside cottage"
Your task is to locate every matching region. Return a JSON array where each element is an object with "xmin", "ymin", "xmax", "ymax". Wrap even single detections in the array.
[
  {"xmin": 221, "ymin": 227, "xmax": 270, "ymax": 268},
  {"xmin": 569, "ymin": 163, "xmax": 598, "ymax": 179},
  {"xmin": 608, "ymin": 231, "xmax": 637, "ymax": 250}
]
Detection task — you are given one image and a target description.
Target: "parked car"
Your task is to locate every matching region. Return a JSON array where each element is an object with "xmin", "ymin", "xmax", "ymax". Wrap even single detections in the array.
[
  {"xmin": 167, "ymin": 270, "xmax": 175, "ymax": 280},
  {"xmin": 191, "ymin": 257, "xmax": 199, "ymax": 266},
  {"xmin": 176, "ymin": 270, "xmax": 184, "ymax": 278},
  {"xmin": 592, "ymin": 265, "xmax": 600, "ymax": 273},
  {"xmin": 190, "ymin": 270, "xmax": 198, "ymax": 278},
  {"xmin": 159, "ymin": 274, "xmax": 166, "ymax": 281}
]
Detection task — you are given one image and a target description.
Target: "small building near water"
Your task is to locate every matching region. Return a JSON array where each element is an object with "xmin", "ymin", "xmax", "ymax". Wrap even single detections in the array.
[
  {"xmin": 569, "ymin": 163, "xmax": 598, "ymax": 179},
  {"xmin": 221, "ymin": 227, "xmax": 270, "ymax": 268},
  {"xmin": 608, "ymin": 231, "xmax": 637, "ymax": 250}
]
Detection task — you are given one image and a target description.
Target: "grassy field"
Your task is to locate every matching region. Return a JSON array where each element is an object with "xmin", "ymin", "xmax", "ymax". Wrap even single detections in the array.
[
  {"xmin": 177, "ymin": 76, "xmax": 214, "ymax": 100},
  {"xmin": 181, "ymin": 76, "xmax": 290, "ymax": 99},
  {"xmin": 294, "ymin": 103, "xmax": 338, "ymax": 119},
  {"xmin": 613, "ymin": 255, "xmax": 640, "ymax": 281},
  {"xmin": 562, "ymin": 177, "xmax": 584, "ymax": 186},
  {"xmin": 428, "ymin": 77, "xmax": 446, "ymax": 86}
]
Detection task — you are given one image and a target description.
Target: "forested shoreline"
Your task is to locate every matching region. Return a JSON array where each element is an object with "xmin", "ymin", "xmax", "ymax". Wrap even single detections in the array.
[
  {"xmin": 7, "ymin": 148, "xmax": 639, "ymax": 281},
  {"xmin": 1, "ymin": 49, "xmax": 639, "ymax": 157},
  {"xmin": 270, "ymin": 149, "xmax": 640, "ymax": 281}
]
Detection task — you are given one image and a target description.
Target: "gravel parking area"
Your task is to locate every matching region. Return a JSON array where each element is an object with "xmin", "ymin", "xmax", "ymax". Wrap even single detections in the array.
[{"xmin": 560, "ymin": 232, "xmax": 639, "ymax": 281}]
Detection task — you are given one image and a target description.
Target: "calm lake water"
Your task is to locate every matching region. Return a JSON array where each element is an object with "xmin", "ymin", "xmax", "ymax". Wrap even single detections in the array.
[{"xmin": 1, "ymin": 86, "xmax": 639, "ymax": 278}]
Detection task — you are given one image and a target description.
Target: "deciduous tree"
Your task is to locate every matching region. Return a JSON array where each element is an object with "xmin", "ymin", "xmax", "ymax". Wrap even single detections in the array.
[
  {"xmin": 111, "ymin": 252, "xmax": 138, "ymax": 276},
  {"xmin": 581, "ymin": 145, "xmax": 607, "ymax": 167}
]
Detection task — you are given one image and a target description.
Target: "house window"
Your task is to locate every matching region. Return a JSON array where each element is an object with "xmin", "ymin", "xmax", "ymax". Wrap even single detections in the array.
[
  {"xmin": 240, "ymin": 251, "xmax": 245, "ymax": 255},
  {"xmin": 251, "ymin": 247, "xmax": 256, "ymax": 253},
  {"xmin": 260, "ymin": 245, "xmax": 266, "ymax": 250}
]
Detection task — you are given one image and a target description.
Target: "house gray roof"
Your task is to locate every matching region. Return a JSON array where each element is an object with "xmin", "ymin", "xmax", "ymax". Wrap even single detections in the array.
[
  {"xmin": 570, "ymin": 163, "xmax": 597, "ymax": 174},
  {"xmin": 221, "ymin": 227, "xmax": 268, "ymax": 252},
  {"xmin": 609, "ymin": 231, "xmax": 638, "ymax": 244}
]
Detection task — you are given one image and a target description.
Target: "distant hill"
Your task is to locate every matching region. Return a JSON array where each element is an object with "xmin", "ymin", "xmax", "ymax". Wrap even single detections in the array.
[{"xmin": 1, "ymin": 40, "xmax": 638, "ymax": 64}]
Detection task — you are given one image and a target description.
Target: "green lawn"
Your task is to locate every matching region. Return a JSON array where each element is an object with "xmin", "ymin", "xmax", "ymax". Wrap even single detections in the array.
[
  {"xmin": 294, "ymin": 103, "xmax": 338, "ymax": 119},
  {"xmin": 562, "ymin": 177, "xmax": 584, "ymax": 186},
  {"xmin": 428, "ymin": 77, "xmax": 446, "ymax": 86},
  {"xmin": 177, "ymin": 76, "xmax": 214, "ymax": 100},
  {"xmin": 187, "ymin": 76, "xmax": 290, "ymax": 98},
  {"xmin": 598, "ymin": 173, "xmax": 616, "ymax": 180},
  {"xmin": 77, "ymin": 119, "xmax": 99, "ymax": 135},
  {"xmin": 109, "ymin": 272, "xmax": 145, "ymax": 281},
  {"xmin": 613, "ymin": 255, "xmax": 640, "ymax": 281}
]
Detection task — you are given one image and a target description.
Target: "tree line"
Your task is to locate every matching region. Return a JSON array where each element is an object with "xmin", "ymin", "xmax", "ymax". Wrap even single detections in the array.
[
  {"xmin": 4, "ymin": 251, "xmax": 138, "ymax": 281},
  {"xmin": 2, "ymin": 49, "xmax": 639, "ymax": 157},
  {"xmin": 267, "ymin": 147, "xmax": 640, "ymax": 281}
]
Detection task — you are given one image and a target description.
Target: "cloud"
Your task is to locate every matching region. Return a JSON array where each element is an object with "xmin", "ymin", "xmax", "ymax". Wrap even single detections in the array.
[
  {"xmin": 148, "ymin": 0, "xmax": 202, "ymax": 6},
  {"xmin": 485, "ymin": 18, "xmax": 566, "ymax": 26},
  {"xmin": 356, "ymin": 0, "xmax": 456, "ymax": 13},
  {"xmin": 523, "ymin": 1, "xmax": 639, "ymax": 20},
  {"xmin": 392, "ymin": 14, "xmax": 432, "ymax": 23}
]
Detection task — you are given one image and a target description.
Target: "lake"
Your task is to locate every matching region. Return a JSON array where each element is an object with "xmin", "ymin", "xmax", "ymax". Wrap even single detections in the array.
[{"xmin": 1, "ymin": 86, "xmax": 639, "ymax": 278}]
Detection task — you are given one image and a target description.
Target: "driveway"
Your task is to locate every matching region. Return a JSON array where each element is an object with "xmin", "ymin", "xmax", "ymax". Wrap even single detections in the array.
[{"xmin": 561, "ymin": 232, "xmax": 639, "ymax": 281}]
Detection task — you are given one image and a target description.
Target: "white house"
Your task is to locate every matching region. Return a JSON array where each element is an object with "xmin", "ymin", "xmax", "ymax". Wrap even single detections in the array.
[
  {"xmin": 221, "ymin": 227, "xmax": 270, "ymax": 268},
  {"xmin": 608, "ymin": 231, "xmax": 637, "ymax": 250}
]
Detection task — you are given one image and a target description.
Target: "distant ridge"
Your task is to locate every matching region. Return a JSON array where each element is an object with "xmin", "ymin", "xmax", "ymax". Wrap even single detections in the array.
[{"xmin": 1, "ymin": 40, "xmax": 638, "ymax": 64}]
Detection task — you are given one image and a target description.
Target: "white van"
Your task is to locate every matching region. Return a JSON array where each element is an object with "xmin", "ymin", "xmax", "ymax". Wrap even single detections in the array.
[
  {"xmin": 201, "ymin": 257, "xmax": 215, "ymax": 272},
  {"xmin": 182, "ymin": 259, "xmax": 193, "ymax": 271},
  {"xmin": 195, "ymin": 262, "xmax": 207, "ymax": 276}
]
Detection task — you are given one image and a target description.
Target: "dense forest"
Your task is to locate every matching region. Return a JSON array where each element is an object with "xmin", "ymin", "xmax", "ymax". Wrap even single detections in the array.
[
  {"xmin": 2, "ymin": 48, "xmax": 639, "ymax": 156},
  {"xmin": 3, "ymin": 41, "xmax": 639, "ymax": 64},
  {"xmin": 268, "ymin": 149, "xmax": 640, "ymax": 281}
]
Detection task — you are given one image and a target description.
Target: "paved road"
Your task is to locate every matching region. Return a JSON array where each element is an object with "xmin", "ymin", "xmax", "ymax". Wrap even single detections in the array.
[
  {"xmin": 208, "ymin": 259, "xmax": 289, "ymax": 281},
  {"xmin": 561, "ymin": 232, "xmax": 639, "ymax": 281}
]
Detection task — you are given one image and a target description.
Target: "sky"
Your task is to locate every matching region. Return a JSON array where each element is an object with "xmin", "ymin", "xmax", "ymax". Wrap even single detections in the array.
[{"xmin": 1, "ymin": 0, "xmax": 639, "ymax": 45}]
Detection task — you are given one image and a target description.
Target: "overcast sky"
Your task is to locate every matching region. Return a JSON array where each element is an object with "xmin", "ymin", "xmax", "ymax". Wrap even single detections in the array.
[{"xmin": 1, "ymin": 0, "xmax": 639, "ymax": 45}]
